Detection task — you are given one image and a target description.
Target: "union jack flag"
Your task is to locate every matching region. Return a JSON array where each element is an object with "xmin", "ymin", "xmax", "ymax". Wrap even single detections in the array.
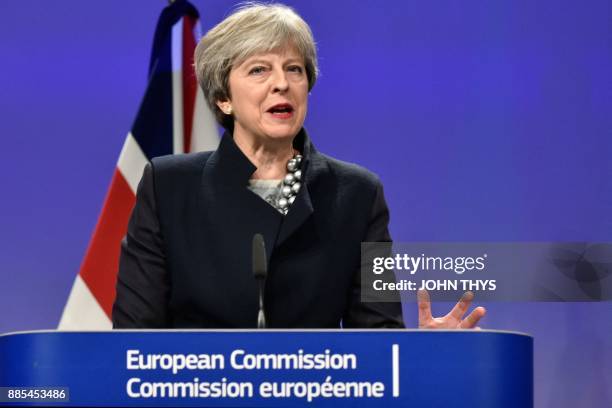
[{"xmin": 59, "ymin": 0, "xmax": 219, "ymax": 329}]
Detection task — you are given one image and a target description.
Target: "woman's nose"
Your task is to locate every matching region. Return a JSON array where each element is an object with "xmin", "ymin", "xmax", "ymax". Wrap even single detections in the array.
[{"xmin": 271, "ymin": 69, "xmax": 289, "ymax": 93}]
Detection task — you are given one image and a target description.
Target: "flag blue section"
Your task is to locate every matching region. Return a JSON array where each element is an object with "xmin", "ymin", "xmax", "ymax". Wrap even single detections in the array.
[
  {"xmin": 148, "ymin": 0, "xmax": 199, "ymax": 77},
  {"xmin": 132, "ymin": 0, "xmax": 200, "ymax": 160},
  {"xmin": 131, "ymin": 67, "xmax": 174, "ymax": 160}
]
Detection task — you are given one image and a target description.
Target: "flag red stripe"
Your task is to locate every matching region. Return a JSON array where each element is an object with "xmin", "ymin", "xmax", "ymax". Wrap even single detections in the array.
[
  {"xmin": 79, "ymin": 169, "xmax": 136, "ymax": 318},
  {"xmin": 182, "ymin": 15, "xmax": 198, "ymax": 153}
]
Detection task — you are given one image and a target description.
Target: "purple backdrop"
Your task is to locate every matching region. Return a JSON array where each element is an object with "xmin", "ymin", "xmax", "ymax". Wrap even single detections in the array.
[{"xmin": 0, "ymin": 0, "xmax": 611, "ymax": 406}]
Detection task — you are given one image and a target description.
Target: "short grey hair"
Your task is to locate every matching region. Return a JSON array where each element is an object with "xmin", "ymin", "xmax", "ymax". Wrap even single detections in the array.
[{"xmin": 194, "ymin": 2, "xmax": 319, "ymax": 129}]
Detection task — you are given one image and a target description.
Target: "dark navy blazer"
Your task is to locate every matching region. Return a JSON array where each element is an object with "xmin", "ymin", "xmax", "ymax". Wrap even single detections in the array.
[{"xmin": 112, "ymin": 130, "xmax": 404, "ymax": 328}]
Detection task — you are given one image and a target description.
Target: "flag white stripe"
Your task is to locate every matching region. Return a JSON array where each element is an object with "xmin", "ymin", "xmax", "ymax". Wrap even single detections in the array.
[
  {"xmin": 117, "ymin": 132, "xmax": 148, "ymax": 194},
  {"xmin": 190, "ymin": 88, "xmax": 220, "ymax": 152},
  {"xmin": 58, "ymin": 275, "xmax": 112, "ymax": 330},
  {"xmin": 58, "ymin": 12, "xmax": 220, "ymax": 332},
  {"xmin": 171, "ymin": 19, "xmax": 184, "ymax": 154}
]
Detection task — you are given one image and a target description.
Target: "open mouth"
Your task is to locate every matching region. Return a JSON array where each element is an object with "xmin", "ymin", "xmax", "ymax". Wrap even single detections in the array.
[{"xmin": 267, "ymin": 103, "xmax": 294, "ymax": 119}]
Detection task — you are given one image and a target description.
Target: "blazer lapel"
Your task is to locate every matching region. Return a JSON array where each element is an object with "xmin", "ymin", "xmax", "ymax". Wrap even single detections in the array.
[
  {"xmin": 276, "ymin": 179, "xmax": 314, "ymax": 246},
  {"xmin": 199, "ymin": 133, "xmax": 282, "ymax": 264},
  {"xmin": 276, "ymin": 130, "xmax": 328, "ymax": 247},
  {"xmin": 199, "ymin": 129, "xmax": 326, "ymax": 255}
]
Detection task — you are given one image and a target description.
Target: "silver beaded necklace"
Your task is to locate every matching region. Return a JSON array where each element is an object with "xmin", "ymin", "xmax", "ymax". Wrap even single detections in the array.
[{"xmin": 275, "ymin": 153, "xmax": 303, "ymax": 215}]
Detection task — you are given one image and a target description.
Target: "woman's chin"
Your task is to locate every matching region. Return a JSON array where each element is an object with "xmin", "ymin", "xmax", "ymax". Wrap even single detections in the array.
[{"xmin": 261, "ymin": 126, "xmax": 301, "ymax": 141}]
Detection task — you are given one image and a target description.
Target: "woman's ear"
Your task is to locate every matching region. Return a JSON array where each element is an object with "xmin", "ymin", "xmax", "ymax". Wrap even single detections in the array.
[{"xmin": 216, "ymin": 100, "xmax": 233, "ymax": 115}]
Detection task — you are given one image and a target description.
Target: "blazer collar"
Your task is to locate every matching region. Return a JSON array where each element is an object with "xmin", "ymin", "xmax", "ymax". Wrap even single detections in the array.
[
  {"xmin": 204, "ymin": 128, "xmax": 324, "ymax": 248},
  {"xmin": 210, "ymin": 128, "xmax": 315, "ymax": 179}
]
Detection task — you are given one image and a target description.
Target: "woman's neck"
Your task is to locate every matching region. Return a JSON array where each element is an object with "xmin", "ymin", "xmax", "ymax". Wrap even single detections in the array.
[{"xmin": 233, "ymin": 130, "xmax": 295, "ymax": 180}]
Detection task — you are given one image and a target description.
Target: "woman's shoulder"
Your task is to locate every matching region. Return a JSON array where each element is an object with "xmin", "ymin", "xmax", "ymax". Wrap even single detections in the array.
[
  {"xmin": 315, "ymin": 152, "xmax": 383, "ymax": 189},
  {"xmin": 150, "ymin": 151, "xmax": 214, "ymax": 174},
  {"xmin": 147, "ymin": 151, "xmax": 215, "ymax": 194}
]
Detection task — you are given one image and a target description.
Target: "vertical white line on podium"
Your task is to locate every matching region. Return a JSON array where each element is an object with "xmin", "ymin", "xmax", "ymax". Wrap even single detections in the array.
[{"xmin": 392, "ymin": 344, "xmax": 399, "ymax": 397}]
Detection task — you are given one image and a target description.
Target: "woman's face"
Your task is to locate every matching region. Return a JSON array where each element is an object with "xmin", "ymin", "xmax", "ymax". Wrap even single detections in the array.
[{"xmin": 220, "ymin": 45, "xmax": 309, "ymax": 143}]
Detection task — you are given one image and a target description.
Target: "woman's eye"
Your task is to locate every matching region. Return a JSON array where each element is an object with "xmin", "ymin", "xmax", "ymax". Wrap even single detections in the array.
[
  {"xmin": 249, "ymin": 66, "xmax": 266, "ymax": 75},
  {"xmin": 288, "ymin": 65, "xmax": 304, "ymax": 74}
]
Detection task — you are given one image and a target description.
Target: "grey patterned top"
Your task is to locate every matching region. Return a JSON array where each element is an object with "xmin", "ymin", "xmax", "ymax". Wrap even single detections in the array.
[{"xmin": 247, "ymin": 179, "xmax": 283, "ymax": 214}]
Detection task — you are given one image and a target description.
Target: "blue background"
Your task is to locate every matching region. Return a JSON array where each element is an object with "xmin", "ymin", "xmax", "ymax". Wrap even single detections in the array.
[{"xmin": 0, "ymin": 0, "xmax": 610, "ymax": 406}]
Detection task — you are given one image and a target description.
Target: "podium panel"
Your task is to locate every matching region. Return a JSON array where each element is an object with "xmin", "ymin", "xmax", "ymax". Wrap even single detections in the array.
[{"xmin": 0, "ymin": 330, "xmax": 532, "ymax": 407}]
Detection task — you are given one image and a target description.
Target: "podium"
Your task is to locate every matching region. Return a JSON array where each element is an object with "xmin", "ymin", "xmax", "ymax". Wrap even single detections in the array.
[{"xmin": 0, "ymin": 330, "xmax": 532, "ymax": 407}]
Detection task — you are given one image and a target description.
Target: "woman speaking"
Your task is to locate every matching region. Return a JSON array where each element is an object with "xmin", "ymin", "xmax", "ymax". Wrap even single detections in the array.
[{"xmin": 112, "ymin": 3, "xmax": 484, "ymax": 330}]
